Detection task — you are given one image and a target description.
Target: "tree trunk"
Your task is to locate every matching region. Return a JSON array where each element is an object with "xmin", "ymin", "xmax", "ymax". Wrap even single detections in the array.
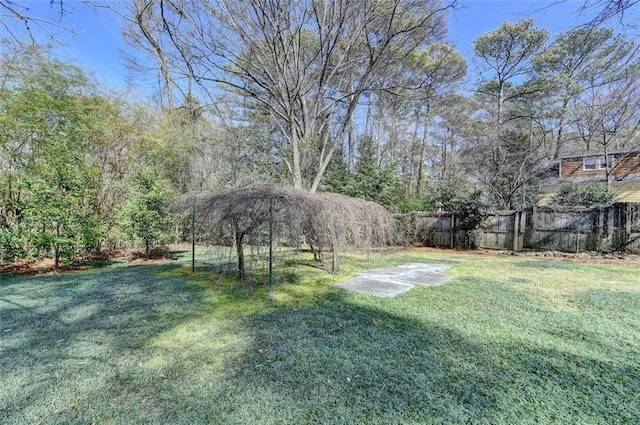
[
  {"xmin": 331, "ymin": 244, "xmax": 339, "ymax": 272},
  {"xmin": 310, "ymin": 140, "xmax": 339, "ymax": 193},
  {"xmin": 54, "ymin": 223, "xmax": 60, "ymax": 268},
  {"xmin": 135, "ymin": 7, "xmax": 174, "ymax": 109},
  {"xmin": 495, "ymin": 79, "xmax": 505, "ymax": 163},
  {"xmin": 290, "ymin": 134, "xmax": 303, "ymax": 190},
  {"xmin": 365, "ymin": 92, "xmax": 373, "ymax": 139},
  {"xmin": 416, "ymin": 114, "xmax": 429, "ymax": 197},
  {"xmin": 236, "ymin": 231, "xmax": 246, "ymax": 278},
  {"xmin": 347, "ymin": 81, "xmax": 356, "ymax": 171},
  {"xmin": 408, "ymin": 112, "xmax": 420, "ymax": 196}
]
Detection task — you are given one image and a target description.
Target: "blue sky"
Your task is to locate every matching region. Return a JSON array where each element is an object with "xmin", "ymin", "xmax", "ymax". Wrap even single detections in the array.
[
  {"xmin": 3, "ymin": 0, "xmax": 603, "ymax": 92},
  {"xmin": 448, "ymin": 1, "xmax": 596, "ymax": 57},
  {"xmin": 6, "ymin": 1, "xmax": 126, "ymax": 88}
]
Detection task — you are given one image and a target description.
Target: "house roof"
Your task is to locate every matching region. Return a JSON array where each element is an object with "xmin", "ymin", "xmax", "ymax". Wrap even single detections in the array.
[
  {"xmin": 546, "ymin": 130, "xmax": 640, "ymax": 158},
  {"xmin": 543, "ymin": 174, "xmax": 640, "ymax": 185},
  {"xmin": 558, "ymin": 149, "xmax": 640, "ymax": 159}
]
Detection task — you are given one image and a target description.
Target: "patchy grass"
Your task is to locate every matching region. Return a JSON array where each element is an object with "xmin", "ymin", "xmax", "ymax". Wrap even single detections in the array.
[{"xmin": 1, "ymin": 248, "xmax": 639, "ymax": 424}]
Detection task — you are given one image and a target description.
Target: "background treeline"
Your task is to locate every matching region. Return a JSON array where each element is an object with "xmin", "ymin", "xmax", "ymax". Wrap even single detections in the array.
[
  {"xmin": 113, "ymin": 0, "xmax": 638, "ymax": 213},
  {"xmin": 1, "ymin": 1, "xmax": 639, "ymax": 264}
]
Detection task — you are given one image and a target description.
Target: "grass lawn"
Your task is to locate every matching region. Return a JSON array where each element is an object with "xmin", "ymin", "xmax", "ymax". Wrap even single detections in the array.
[{"xmin": 1, "ymin": 248, "xmax": 639, "ymax": 424}]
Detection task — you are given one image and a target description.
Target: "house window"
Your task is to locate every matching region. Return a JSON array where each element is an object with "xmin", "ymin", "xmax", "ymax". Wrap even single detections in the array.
[
  {"xmin": 583, "ymin": 155, "xmax": 614, "ymax": 171},
  {"xmin": 601, "ymin": 154, "xmax": 614, "ymax": 169},
  {"xmin": 583, "ymin": 157, "xmax": 597, "ymax": 170}
]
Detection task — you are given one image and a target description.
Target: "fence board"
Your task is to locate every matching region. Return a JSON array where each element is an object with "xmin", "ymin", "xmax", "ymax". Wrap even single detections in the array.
[{"xmin": 396, "ymin": 202, "xmax": 640, "ymax": 253}]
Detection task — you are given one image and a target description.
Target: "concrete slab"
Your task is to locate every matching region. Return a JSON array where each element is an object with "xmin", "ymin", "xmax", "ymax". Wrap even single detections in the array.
[
  {"xmin": 336, "ymin": 263, "xmax": 452, "ymax": 297},
  {"xmin": 357, "ymin": 267, "xmax": 406, "ymax": 277},
  {"xmin": 335, "ymin": 277, "xmax": 414, "ymax": 297},
  {"xmin": 396, "ymin": 263, "xmax": 450, "ymax": 272},
  {"xmin": 391, "ymin": 270, "xmax": 453, "ymax": 286}
]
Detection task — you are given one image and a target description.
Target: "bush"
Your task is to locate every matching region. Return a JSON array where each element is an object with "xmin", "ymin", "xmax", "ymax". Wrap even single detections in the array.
[
  {"xmin": 448, "ymin": 196, "xmax": 493, "ymax": 249},
  {"xmin": 0, "ymin": 225, "xmax": 27, "ymax": 262},
  {"xmin": 552, "ymin": 184, "xmax": 616, "ymax": 207},
  {"xmin": 425, "ymin": 186, "xmax": 492, "ymax": 249}
]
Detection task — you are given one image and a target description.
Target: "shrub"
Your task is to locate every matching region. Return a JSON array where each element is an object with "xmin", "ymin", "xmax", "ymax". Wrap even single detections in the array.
[{"xmin": 552, "ymin": 184, "xmax": 616, "ymax": 207}]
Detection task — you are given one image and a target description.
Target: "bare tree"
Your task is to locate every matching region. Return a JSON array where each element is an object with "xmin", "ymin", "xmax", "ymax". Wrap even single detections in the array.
[
  {"xmin": 0, "ymin": 0, "xmax": 74, "ymax": 43},
  {"xmin": 572, "ymin": 60, "xmax": 640, "ymax": 186},
  {"xmin": 580, "ymin": 0, "xmax": 640, "ymax": 26},
  {"xmin": 123, "ymin": 0, "xmax": 454, "ymax": 192}
]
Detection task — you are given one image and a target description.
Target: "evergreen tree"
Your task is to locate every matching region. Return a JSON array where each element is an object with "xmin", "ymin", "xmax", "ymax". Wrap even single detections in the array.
[{"xmin": 118, "ymin": 165, "xmax": 174, "ymax": 257}]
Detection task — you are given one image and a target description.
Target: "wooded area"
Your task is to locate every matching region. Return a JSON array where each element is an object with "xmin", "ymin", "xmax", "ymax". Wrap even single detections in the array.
[{"xmin": 1, "ymin": 0, "xmax": 639, "ymax": 265}]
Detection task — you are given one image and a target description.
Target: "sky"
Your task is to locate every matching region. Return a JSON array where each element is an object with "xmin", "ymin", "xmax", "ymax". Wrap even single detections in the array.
[
  {"xmin": 0, "ymin": 0, "xmax": 618, "ymax": 92},
  {"xmin": 448, "ymin": 1, "xmax": 598, "ymax": 57}
]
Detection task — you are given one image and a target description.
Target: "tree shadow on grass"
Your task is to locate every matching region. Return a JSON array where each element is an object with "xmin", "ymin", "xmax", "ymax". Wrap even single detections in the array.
[
  {"xmin": 0, "ymin": 262, "xmax": 204, "ymax": 421},
  {"xmin": 1, "ymin": 266, "xmax": 639, "ymax": 424},
  {"xmin": 166, "ymin": 297, "xmax": 638, "ymax": 424}
]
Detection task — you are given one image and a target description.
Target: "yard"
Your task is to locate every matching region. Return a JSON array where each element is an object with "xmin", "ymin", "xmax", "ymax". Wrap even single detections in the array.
[{"xmin": 1, "ymin": 248, "xmax": 639, "ymax": 424}]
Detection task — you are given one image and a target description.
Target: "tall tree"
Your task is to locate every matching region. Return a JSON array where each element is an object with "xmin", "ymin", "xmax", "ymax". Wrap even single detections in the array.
[
  {"xmin": 471, "ymin": 19, "xmax": 549, "ymax": 209},
  {"xmin": 124, "ymin": 0, "xmax": 454, "ymax": 192},
  {"xmin": 402, "ymin": 43, "xmax": 466, "ymax": 196},
  {"xmin": 533, "ymin": 27, "xmax": 636, "ymax": 159},
  {"xmin": 473, "ymin": 19, "xmax": 548, "ymax": 140}
]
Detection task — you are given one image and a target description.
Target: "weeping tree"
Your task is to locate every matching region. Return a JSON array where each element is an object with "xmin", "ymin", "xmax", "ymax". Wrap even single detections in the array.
[
  {"xmin": 305, "ymin": 192, "xmax": 396, "ymax": 271},
  {"xmin": 172, "ymin": 185, "xmax": 395, "ymax": 281},
  {"xmin": 173, "ymin": 185, "xmax": 309, "ymax": 278}
]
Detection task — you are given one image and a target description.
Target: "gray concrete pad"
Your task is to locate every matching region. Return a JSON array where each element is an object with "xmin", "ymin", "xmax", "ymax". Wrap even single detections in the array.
[
  {"xmin": 356, "ymin": 267, "xmax": 406, "ymax": 278},
  {"xmin": 396, "ymin": 263, "xmax": 450, "ymax": 272},
  {"xmin": 336, "ymin": 262, "xmax": 452, "ymax": 297},
  {"xmin": 335, "ymin": 277, "xmax": 414, "ymax": 297},
  {"xmin": 391, "ymin": 270, "xmax": 453, "ymax": 286}
]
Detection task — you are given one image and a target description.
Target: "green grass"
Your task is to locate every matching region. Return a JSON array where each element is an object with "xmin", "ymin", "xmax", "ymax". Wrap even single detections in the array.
[{"xmin": 1, "ymin": 249, "xmax": 639, "ymax": 424}]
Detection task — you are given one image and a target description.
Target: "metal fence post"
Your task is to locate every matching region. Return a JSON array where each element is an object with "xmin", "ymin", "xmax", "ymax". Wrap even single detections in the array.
[
  {"xmin": 268, "ymin": 203, "xmax": 274, "ymax": 293},
  {"xmin": 191, "ymin": 203, "xmax": 196, "ymax": 272}
]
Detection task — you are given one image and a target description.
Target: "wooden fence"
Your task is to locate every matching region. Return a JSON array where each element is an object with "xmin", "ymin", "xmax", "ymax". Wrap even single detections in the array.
[{"xmin": 396, "ymin": 202, "xmax": 640, "ymax": 253}]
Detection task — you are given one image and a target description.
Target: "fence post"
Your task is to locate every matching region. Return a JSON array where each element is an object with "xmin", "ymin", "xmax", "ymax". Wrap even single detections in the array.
[
  {"xmin": 513, "ymin": 210, "xmax": 520, "ymax": 251},
  {"xmin": 520, "ymin": 209, "xmax": 527, "ymax": 249},
  {"xmin": 268, "ymin": 202, "xmax": 274, "ymax": 293},
  {"xmin": 597, "ymin": 206, "xmax": 605, "ymax": 251},
  {"xmin": 450, "ymin": 213, "xmax": 455, "ymax": 249},
  {"xmin": 625, "ymin": 203, "xmax": 632, "ymax": 251},
  {"xmin": 607, "ymin": 204, "xmax": 616, "ymax": 250},
  {"xmin": 531, "ymin": 206, "xmax": 538, "ymax": 249}
]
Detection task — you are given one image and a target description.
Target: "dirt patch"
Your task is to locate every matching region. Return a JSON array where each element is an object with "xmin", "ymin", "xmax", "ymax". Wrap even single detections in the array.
[
  {"xmin": 0, "ymin": 248, "xmax": 177, "ymax": 276},
  {"xmin": 0, "ymin": 259, "xmax": 94, "ymax": 276}
]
